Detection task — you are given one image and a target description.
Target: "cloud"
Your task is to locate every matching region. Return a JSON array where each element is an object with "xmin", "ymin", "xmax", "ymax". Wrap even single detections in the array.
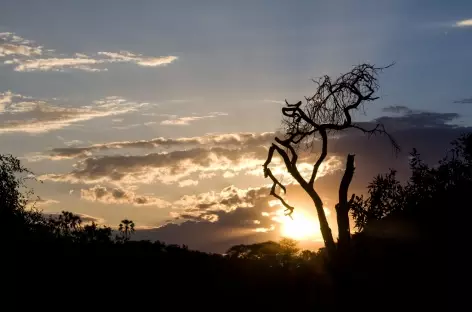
[
  {"xmin": 373, "ymin": 108, "xmax": 460, "ymax": 131},
  {"xmin": 39, "ymin": 105, "xmax": 466, "ymax": 191},
  {"xmin": 178, "ymin": 179, "xmax": 199, "ymax": 187},
  {"xmin": 78, "ymin": 184, "xmax": 288, "ymax": 253},
  {"xmin": 322, "ymin": 107, "xmax": 470, "ymax": 195},
  {"xmin": 46, "ymin": 131, "xmax": 277, "ymax": 159},
  {"xmin": 262, "ymin": 99, "xmax": 285, "ymax": 104},
  {"xmin": 7, "ymin": 57, "xmax": 106, "ymax": 72},
  {"xmin": 160, "ymin": 112, "xmax": 228, "ymax": 126},
  {"xmin": 382, "ymin": 105, "xmax": 412, "ymax": 114},
  {"xmin": 41, "ymin": 139, "xmax": 340, "ymax": 187},
  {"xmin": 1, "ymin": 32, "xmax": 178, "ymax": 72},
  {"xmin": 64, "ymin": 139, "xmax": 84, "ymax": 146},
  {"xmin": 0, "ymin": 32, "xmax": 42, "ymax": 57},
  {"xmin": 223, "ymin": 171, "xmax": 236, "ymax": 178},
  {"xmin": 97, "ymin": 51, "xmax": 178, "ymax": 67},
  {"xmin": 133, "ymin": 184, "xmax": 329, "ymax": 253},
  {"xmin": 26, "ymin": 198, "xmax": 60, "ymax": 209},
  {"xmin": 80, "ymin": 185, "xmax": 170, "ymax": 207},
  {"xmin": 453, "ymin": 98, "xmax": 472, "ymax": 104},
  {"xmin": 133, "ymin": 186, "xmax": 279, "ymax": 252},
  {"xmin": 0, "ymin": 92, "xmax": 149, "ymax": 134},
  {"xmin": 40, "ymin": 146, "xmax": 272, "ymax": 185},
  {"xmin": 455, "ymin": 19, "xmax": 472, "ymax": 27},
  {"xmin": 172, "ymin": 185, "xmax": 269, "ymax": 215}
]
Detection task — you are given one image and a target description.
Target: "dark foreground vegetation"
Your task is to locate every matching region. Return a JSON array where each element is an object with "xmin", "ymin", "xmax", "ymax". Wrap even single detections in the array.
[{"xmin": 1, "ymin": 133, "xmax": 457, "ymax": 309}]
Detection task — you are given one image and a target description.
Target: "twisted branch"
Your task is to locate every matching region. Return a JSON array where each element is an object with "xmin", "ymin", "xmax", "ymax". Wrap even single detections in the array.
[{"xmin": 263, "ymin": 63, "xmax": 397, "ymax": 255}]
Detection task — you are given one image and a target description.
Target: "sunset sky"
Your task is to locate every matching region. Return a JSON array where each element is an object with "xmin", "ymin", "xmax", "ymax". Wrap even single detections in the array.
[{"xmin": 1, "ymin": 0, "xmax": 471, "ymax": 252}]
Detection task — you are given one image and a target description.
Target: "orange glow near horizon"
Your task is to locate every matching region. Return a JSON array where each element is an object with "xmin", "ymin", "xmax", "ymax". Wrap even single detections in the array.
[
  {"xmin": 269, "ymin": 199, "xmax": 332, "ymax": 241},
  {"xmin": 278, "ymin": 210, "xmax": 321, "ymax": 241}
]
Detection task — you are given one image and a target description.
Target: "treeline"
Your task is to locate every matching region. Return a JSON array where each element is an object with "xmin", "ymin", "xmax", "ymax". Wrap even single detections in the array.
[{"xmin": 1, "ymin": 133, "xmax": 462, "ymax": 308}]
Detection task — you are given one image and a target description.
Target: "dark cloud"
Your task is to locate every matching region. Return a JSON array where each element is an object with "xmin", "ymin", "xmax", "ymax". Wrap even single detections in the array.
[
  {"xmin": 80, "ymin": 185, "xmax": 170, "ymax": 207},
  {"xmin": 328, "ymin": 105, "xmax": 468, "ymax": 190},
  {"xmin": 453, "ymin": 98, "xmax": 472, "ymax": 104},
  {"xmin": 382, "ymin": 105, "xmax": 412, "ymax": 114},
  {"xmin": 328, "ymin": 126, "xmax": 471, "ymax": 196},
  {"xmin": 374, "ymin": 111, "xmax": 460, "ymax": 131}
]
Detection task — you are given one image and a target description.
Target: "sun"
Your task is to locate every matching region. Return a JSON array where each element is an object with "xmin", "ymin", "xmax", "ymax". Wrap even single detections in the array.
[{"xmin": 280, "ymin": 210, "xmax": 320, "ymax": 240}]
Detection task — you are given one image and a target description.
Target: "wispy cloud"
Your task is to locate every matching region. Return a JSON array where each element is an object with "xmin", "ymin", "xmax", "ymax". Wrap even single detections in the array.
[
  {"xmin": 98, "ymin": 51, "xmax": 178, "ymax": 67},
  {"xmin": 26, "ymin": 198, "xmax": 60, "ymax": 209},
  {"xmin": 0, "ymin": 92, "xmax": 150, "ymax": 134},
  {"xmin": 6, "ymin": 56, "xmax": 106, "ymax": 72},
  {"xmin": 160, "ymin": 112, "xmax": 228, "ymax": 126},
  {"xmin": 453, "ymin": 97, "xmax": 472, "ymax": 104},
  {"xmin": 455, "ymin": 18, "xmax": 472, "ymax": 27},
  {"xmin": 1, "ymin": 32, "xmax": 178, "ymax": 72},
  {"xmin": 262, "ymin": 99, "xmax": 285, "ymax": 104}
]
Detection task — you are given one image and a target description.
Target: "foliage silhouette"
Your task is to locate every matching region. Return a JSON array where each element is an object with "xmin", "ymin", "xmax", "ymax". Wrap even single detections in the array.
[
  {"xmin": 350, "ymin": 133, "xmax": 470, "ymax": 237},
  {"xmin": 117, "ymin": 219, "xmax": 135, "ymax": 242}
]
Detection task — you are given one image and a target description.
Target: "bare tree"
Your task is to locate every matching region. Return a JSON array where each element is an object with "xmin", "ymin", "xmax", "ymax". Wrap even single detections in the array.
[{"xmin": 263, "ymin": 63, "xmax": 398, "ymax": 258}]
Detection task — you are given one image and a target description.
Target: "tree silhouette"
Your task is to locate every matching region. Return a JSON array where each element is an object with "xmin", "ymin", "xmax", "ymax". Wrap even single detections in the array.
[
  {"xmin": 53, "ymin": 211, "xmax": 83, "ymax": 238},
  {"xmin": 263, "ymin": 63, "xmax": 398, "ymax": 257},
  {"xmin": 350, "ymin": 169, "xmax": 404, "ymax": 232},
  {"xmin": 278, "ymin": 237, "xmax": 300, "ymax": 256},
  {"xmin": 80, "ymin": 222, "xmax": 113, "ymax": 243},
  {"xmin": 225, "ymin": 239, "xmax": 309, "ymax": 269},
  {"xmin": 1, "ymin": 154, "xmax": 33, "ymax": 216},
  {"xmin": 117, "ymin": 219, "xmax": 135, "ymax": 242},
  {"xmin": 351, "ymin": 133, "xmax": 472, "ymax": 237},
  {"xmin": 0, "ymin": 154, "xmax": 47, "ymax": 240},
  {"xmin": 355, "ymin": 134, "xmax": 470, "ymax": 241}
]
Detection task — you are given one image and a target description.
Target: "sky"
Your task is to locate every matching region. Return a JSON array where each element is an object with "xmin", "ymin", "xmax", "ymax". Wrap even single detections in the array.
[{"xmin": 1, "ymin": 0, "xmax": 471, "ymax": 253}]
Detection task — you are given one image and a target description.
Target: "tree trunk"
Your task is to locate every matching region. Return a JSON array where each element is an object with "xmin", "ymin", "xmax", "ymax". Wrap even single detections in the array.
[
  {"xmin": 309, "ymin": 190, "xmax": 337, "ymax": 257},
  {"xmin": 336, "ymin": 154, "xmax": 355, "ymax": 253}
]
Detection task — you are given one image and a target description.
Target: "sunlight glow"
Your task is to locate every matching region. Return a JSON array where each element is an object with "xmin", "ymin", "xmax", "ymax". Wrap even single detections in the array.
[{"xmin": 279, "ymin": 210, "xmax": 320, "ymax": 240}]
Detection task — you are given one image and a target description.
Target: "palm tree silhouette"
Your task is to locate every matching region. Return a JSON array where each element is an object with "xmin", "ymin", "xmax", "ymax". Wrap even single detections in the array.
[{"xmin": 117, "ymin": 219, "xmax": 135, "ymax": 242}]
